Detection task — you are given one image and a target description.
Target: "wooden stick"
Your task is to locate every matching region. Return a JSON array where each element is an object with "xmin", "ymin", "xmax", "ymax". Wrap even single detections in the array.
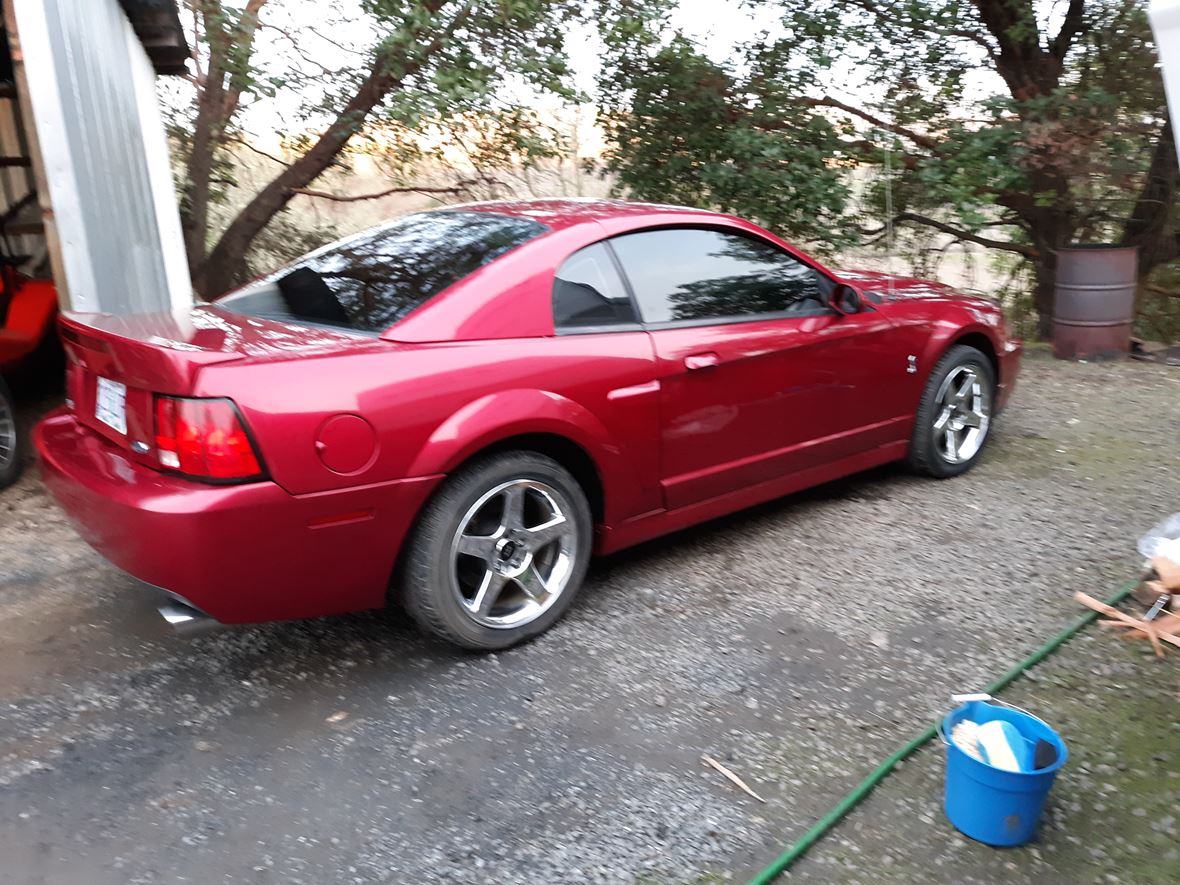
[
  {"xmin": 1076, "ymin": 592, "xmax": 1179, "ymax": 654},
  {"xmin": 702, "ymin": 754, "xmax": 766, "ymax": 803},
  {"xmin": 1076, "ymin": 591, "xmax": 1140, "ymax": 623}
]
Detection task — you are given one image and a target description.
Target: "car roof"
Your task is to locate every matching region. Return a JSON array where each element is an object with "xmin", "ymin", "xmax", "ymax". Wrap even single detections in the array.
[{"xmin": 448, "ymin": 198, "xmax": 727, "ymax": 231}]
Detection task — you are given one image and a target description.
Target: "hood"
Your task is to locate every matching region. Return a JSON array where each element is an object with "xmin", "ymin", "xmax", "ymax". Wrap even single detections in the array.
[{"xmin": 839, "ymin": 269, "xmax": 999, "ymax": 311}]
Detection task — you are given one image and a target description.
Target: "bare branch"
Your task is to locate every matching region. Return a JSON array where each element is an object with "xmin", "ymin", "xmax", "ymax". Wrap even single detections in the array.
[
  {"xmin": 1144, "ymin": 283, "xmax": 1180, "ymax": 300},
  {"xmin": 260, "ymin": 22, "xmax": 356, "ymax": 78},
  {"xmin": 291, "ymin": 180, "xmax": 478, "ymax": 202},
  {"xmin": 301, "ymin": 22, "xmax": 367, "ymax": 57},
  {"xmin": 800, "ymin": 96, "xmax": 942, "ymax": 152},
  {"xmin": 226, "ymin": 134, "xmax": 291, "ymax": 167},
  {"xmin": 893, "ymin": 212, "xmax": 1039, "ymax": 258},
  {"xmin": 1050, "ymin": 0, "xmax": 1088, "ymax": 60},
  {"xmin": 190, "ymin": 0, "xmax": 205, "ymax": 82},
  {"xmin": 842, "ymin": 0, "xmax": 997, "ymax": 58},
  {"xmin": 222, "ymin": 0, "xmax": 269, "ymax": 121},
  {"xmin": 198, "ymin": 0, "xmax": 477, "ymax": 294}
]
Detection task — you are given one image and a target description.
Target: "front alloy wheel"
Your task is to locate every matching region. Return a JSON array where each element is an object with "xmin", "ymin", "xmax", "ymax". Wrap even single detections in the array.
[
  {"xmin": 930, "ymin": 364, "xmax": 991, "ymax": 465},
  {"xmin": 401, "ymin": 451, "xmax": 592, "ymax": 650},
  {"xmin": 908, "ymin": 344, "xmax": 996, "ymax": 478}
]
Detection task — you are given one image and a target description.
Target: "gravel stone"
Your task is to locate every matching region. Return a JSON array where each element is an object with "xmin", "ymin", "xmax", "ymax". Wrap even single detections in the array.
[{"xmin": 1, "ymin": 351, "xmax": 1177, "ymax": 883}]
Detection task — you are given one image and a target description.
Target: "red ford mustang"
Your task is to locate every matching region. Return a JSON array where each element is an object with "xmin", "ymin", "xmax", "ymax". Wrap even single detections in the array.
[{"xmin": 36, "ymin": 200, "xmax": 1020, "ymax": 649}]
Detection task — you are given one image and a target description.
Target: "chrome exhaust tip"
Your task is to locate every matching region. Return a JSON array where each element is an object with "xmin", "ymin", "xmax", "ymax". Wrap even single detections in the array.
[{"xmin": 158, "ymin": 601, "xmax": 221, "ymax": 638}]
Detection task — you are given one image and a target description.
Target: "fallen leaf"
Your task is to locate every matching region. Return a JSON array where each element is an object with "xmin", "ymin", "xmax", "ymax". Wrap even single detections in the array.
[{"xmin": 702, "ymin": 754, "xmax": 765, "ymax": 803}]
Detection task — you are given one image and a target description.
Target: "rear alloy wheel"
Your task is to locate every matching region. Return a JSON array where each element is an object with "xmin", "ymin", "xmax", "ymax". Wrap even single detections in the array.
[
  {"xmin": 401, "ymin": 451, "xmax": 592, "ymax": 650},
  {"xmin": 908, "ymin": 345, "xmax": 995, "ymax": 478},
  {"xmin": 0, "ymin": 377, "xmax": 22, "ymax": 490}
]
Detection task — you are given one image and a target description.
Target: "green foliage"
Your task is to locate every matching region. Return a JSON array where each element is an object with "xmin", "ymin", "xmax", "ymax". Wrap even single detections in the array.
[
  {"xmin": 599, "ymin": 37, "xmax": 852, "ymax": 250},
  {"xmin": 598, "ymin": 0, "xmax": 1176, "ymax": 336},
  {"xmin": 175, "ymin": 0, "xmax": 675, "ymax": 292},
  {"xmin": 1137, "ymin": 267, "xmax": 1180, "ymax": 345}
]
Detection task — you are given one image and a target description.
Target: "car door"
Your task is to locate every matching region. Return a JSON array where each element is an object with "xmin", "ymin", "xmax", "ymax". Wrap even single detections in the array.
[
  {"xmin": 608, "ymin": 226, "xmax": 843, "ymax": 511},
  {"xmin": 785, "ymin": 300, "xmax": 915, "ymax": 459}
]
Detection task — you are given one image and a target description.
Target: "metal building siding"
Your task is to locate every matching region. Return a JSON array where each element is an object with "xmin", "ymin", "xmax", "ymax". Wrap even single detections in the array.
[{"xmin": 14, "ymin": 0, "xmax": 185, "ymax": 314}]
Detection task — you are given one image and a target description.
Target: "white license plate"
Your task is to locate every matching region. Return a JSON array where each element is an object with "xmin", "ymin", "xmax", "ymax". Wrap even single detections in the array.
[{"xmin": 95, "ymin": 377, "xmax": 127, "ymax": 435}]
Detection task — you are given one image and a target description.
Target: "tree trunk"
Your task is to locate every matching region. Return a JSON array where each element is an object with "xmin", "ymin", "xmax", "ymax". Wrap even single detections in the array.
[
  {"xmin": 1121, "ymin": 113, "xmax": 1178, "ymax": 277},
  {"xmin": 194, "ymin": 2, "xmax": 459, "ymax": 298},
  {"xmin": 970, "ymin": 0, "xmax": 1094, "ymax": 340},
  {"xmin": 182, "ymin": 0, "xmax": 268, "ymax": 277},
  {"xmin": 1016, "ymin": 161, "xmax": 1074, "ymax": 339},
  {"xmin": 1032, "ymin": 256, "xmax": 1057, "ymax": 340},
  {"xmin": 182, "ymin": 50, "xmax": 226, "ymax": 270},
  {"xmin": 193, "ymin": 56, "xmax": 394, "ymax": 297}
]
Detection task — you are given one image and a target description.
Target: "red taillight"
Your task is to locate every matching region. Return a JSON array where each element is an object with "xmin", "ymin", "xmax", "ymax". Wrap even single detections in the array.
[{"xmin": 154, "ymin": 396, "xmax": 264, "ymax": 482}]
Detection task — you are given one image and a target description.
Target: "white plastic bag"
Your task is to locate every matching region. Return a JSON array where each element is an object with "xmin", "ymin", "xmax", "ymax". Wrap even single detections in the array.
[{"xmin": 1139, "ymin": 512, "xmax": 1180, "ymax": 561}]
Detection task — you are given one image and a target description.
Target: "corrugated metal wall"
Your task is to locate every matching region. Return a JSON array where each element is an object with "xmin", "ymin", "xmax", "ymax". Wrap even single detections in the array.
[{"xmin": 13, "ymin": 0, "xmax": 187, "ymax": 314}]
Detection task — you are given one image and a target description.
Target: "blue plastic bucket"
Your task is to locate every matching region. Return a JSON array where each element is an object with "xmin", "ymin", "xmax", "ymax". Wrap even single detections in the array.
[{"xmin": 941, "ymin": 700, "xmax": 1068, "ymax": 846}]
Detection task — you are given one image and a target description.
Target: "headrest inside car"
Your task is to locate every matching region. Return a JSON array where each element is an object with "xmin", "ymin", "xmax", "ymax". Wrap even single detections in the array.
[{"xmin": 276, "ymin": 267, "xmax": 351, "ymax": 325}]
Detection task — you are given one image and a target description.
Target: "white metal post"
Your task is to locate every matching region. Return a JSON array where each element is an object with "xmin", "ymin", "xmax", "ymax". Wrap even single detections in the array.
[{"xmin": 1151, "ymin": 0, "xmax": 1180, "ymax": 166}]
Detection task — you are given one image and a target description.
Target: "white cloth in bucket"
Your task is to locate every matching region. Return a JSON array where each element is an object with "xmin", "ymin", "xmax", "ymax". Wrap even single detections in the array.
[
  {"xmin": 976, "ymin": 720, "xmax": 1030, "ymax": 772},
  {"xmin": 950, "ymin": 720, "xmax": 984, "ymax": 762}
]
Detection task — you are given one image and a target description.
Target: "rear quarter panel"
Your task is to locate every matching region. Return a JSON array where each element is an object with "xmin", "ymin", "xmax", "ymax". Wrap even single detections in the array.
[{"xmin": 195, "ymin": 333, "xmax": 663, "ymax": 525}]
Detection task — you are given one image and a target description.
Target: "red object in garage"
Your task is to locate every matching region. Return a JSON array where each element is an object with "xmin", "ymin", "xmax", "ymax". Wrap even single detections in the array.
[
  {"xmin": 1, "ymin": 269, "xmax": 59, "ymax": 488},
  {"xmin": 36, "ymin": 199, "xmax": 1022, "ymax": 649}
]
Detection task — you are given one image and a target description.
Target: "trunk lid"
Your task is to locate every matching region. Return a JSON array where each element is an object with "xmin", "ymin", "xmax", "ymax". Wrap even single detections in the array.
[{"xmin": 60, "ymin": 306, "xmax": 381, "ymax": 459}]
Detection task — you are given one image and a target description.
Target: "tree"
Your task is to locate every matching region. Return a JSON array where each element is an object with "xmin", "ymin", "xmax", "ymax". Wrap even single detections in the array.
[
  {"xmin": 601, "ymin": 1, "xmax": 1177, "ymax": 337},
  {"xmin": 174, "ymin": 1, "xmax": 664, "ymax": 299},
  {"xmin": 598, "ymin": 36, "xmax": 853, "ymax": 250}
]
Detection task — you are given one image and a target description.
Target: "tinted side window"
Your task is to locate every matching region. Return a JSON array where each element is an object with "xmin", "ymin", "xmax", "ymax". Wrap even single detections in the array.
[
  {"xmin": 219, "ymin": 211, "xmax": 547, "ymax": 332},
  {"xmin": 609, "ymin": 228, "xmax": 832, "ymax": 324},
  {"xmin": 552, "ymin": 243, "xmax": 637, "ymax": 329}
]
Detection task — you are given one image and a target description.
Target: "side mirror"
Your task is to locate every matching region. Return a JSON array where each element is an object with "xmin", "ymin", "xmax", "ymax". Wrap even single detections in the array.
[{"xmin": 829, "ymin": 284, "xmax": 863, "ymax": 315}]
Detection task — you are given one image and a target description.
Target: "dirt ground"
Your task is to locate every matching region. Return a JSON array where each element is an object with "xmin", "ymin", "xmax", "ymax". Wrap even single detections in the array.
[{"xmin": 1, "ymin": 348, "xmax": 1178, "ymax": 884}]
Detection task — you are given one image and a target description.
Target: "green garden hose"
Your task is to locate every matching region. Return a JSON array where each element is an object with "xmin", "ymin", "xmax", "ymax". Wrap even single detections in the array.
[{"xmin": 747, "ymin": 578, "xmax": 1139, "ymax": 885}]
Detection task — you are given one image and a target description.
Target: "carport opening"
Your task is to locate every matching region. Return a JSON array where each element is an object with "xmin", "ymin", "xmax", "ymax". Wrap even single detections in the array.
[{"xmin": 0, "ymin": 25, "xmax": 60, "ymax": 398}]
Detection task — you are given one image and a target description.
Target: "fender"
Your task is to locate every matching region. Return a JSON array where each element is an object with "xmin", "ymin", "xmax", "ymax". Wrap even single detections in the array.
[
  {"xmin": 914, "ymin": 309, "xmax": 1006, "ymax": 391},
  {"xmin": 405, "ymin": 388, "xmax": 644, "ymax": 526}
]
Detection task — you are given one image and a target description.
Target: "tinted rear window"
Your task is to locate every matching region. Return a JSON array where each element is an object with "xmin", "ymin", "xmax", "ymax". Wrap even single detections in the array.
[{"xmin": 218, "ymin": 211, "xmax": 548, "ymax": 333}]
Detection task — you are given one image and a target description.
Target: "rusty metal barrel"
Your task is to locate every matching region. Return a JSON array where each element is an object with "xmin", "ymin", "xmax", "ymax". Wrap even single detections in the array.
[{"xmin": 1053, "ymin": 245, "xmax": 1138, "ymax": 360}]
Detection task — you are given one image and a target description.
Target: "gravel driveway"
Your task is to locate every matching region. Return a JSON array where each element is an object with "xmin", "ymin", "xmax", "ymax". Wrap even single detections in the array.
[{"xmin": 1, "ymin": 348, "xmax": 1178, "ymax": 884}]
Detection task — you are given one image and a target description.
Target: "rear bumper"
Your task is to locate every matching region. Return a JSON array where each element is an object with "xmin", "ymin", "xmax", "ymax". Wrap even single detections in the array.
[
  {"xmin": 35, "ymin": 409, "xmax": 442, "ymax": 624},
  {"xmin": 996, "ymin": 337, "xmax": 1022, "ymax": 413}
]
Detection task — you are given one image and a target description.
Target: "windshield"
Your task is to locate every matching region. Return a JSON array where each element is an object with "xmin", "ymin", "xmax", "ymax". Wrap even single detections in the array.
[{"xmin": 217, "ymin": 210, "xmax": 548, "ymax": 333}]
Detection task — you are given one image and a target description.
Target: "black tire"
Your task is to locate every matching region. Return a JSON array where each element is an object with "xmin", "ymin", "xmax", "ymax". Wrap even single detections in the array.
[
  {"xmin": 0, "ymin": 375, "xmax": 23, "ymax": 490},
  {"xmin": 907, "ymin": 345, "xmax": 996, "ymax": 478},
  {"xmin": 400, "ymin": 450, "xmax": 593, "ymax": 651}
]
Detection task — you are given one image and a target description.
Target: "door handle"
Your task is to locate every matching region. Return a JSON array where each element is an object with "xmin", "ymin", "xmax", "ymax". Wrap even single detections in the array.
[{"xmin": 684, "ymin": 352, "xmax": 720, "ymax": 371}]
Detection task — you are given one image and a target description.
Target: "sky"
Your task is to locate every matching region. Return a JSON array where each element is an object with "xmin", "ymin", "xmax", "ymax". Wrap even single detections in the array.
[
  {"xmin": 168, "ymin": 0, "xmax": 1084, "ymax": 152},
  {"xmin": 198, "ymin": 0, "xmax": 787, "ymax": 151}
]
